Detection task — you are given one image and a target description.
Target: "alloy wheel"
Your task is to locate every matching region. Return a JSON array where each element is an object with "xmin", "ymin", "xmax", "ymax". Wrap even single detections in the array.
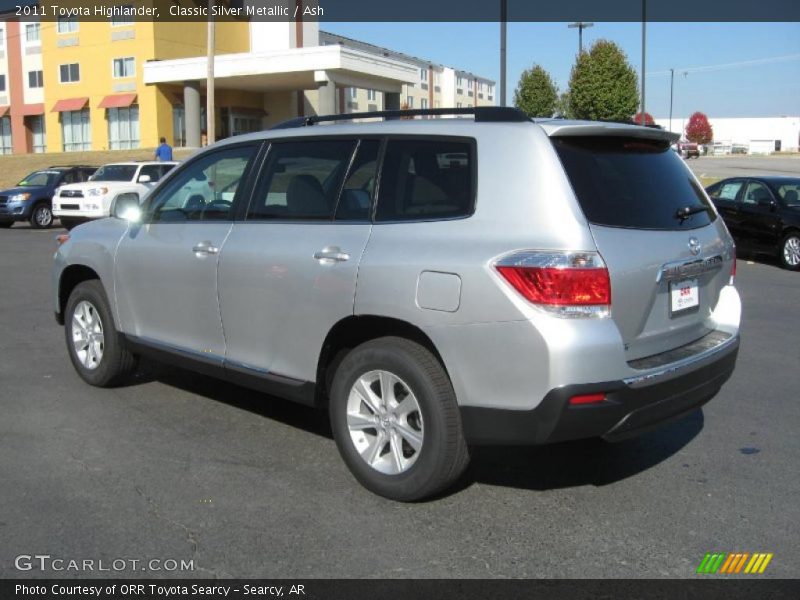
[
  {"xmin": 34, "ymin": 205, "xmax": 53, "ymax": 228},
  {"xmin": 346, "ymin": 369, "xmax": 424, "ymax": 475},
  {"xmin": 71, "ymin": 300, "xmax": 105, "ymax": 370},
  {"xmin": 784, "ymin": 236, "xmax": 800, "ymax": 267}
]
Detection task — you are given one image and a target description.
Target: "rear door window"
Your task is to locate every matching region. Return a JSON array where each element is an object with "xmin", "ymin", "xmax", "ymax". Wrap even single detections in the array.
[
  {"xmin": 248, "ymin": 139, "xmax": 357, "ymax": 220},
  {"xmin": 375, "ymin": 138, "xmax": 475, "ymax": 222},
  {"xmin": 552, "ymin": 136, "xmax": 715, "ymax": 230}
]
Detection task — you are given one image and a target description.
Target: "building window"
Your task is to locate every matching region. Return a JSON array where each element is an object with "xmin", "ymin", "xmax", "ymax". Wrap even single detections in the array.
[
  {"xmin": 0, "ymin": 28, "xmax": 4, "ymax": 46},
  {"xmin": 25, "ymin": 23, "xmax": 40, "ymax": 43},
  {"xmin": 172, "ymin": 106, "xmax": 185, "ymax": 147},
  {"xmin": 0, "ymin": 117, "xmax": 11, "ymax": 155},
  {"xmin": 348, "ymin": 87, "xmax": 357, "ymax": 100},
  {"xmin": 456, "ymin": 76, "xmax": 463, "ymax": 88},
  {"xmin": 406, "ymin": 96, "xmax": 414, "ymax": 108},
  {"xmin": 0, "ymin": 75, "xmax": 6, "ymax": 92},
  {"xmin": 456, "ymin": 102, "xmax": 462, "ymax": 108},
  {"xmin": 107, "ymin": 105, "xmax": 140, "ymax": 149},
  {"xmin": 421, "ymin": 98, "xmax": 428, "ymax": 109},
  {"xmin": 420, "ymin": 68, "xmax": 428, "ymax": 81},
  {"xmin": 367, "ymin": 89, "xmax": 376, "ymax": 101},
  {"xmin": 112, "ymin": 57, "xmax": 135, "ymax": 78},
  {"xmin": 111, "ymin": 5, "xmax": 134, "ymax": 26},
  {"xmin": 59, "ymin": 63, "xmax": 80, "ymax": 83},
  {"xmin": 57, "ymin": 17, "xmax": 79, "ymax": 34},
  {"xmin": 61, "ymin": 109, "xmax": 91, "ymax": 151},
  {"xmin": 28, "ymin": 70, "xmax": 43, "ymax": 88},
  {"xmin": 29, "ymin": 115, "xmax": 46, "ymax": 153}
]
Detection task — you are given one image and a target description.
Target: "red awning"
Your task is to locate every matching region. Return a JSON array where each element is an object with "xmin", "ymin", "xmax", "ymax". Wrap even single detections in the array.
[
  {"xmin": 51, "ymin": 97, "xmax": 89, "ymax": 112},
  {"xmin": 98, "ymin": 93, "xmax": 137, "ymax": 109},
  {"xmin": 19, "ymin": 103, "xmax": 45, "ymax": 116},
  {"xmin": 0, "ymin": 106, "xmax": 9, "ymax": 117}
]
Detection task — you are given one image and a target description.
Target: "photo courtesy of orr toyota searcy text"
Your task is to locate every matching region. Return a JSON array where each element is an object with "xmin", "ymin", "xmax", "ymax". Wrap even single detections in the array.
[{"xmin": 15, "ymin": 584, "xmax": 304, "ymax": 597}]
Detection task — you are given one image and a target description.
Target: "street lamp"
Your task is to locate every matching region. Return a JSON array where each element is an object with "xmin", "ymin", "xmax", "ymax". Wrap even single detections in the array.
[{"xmin": 567, "ymin": 21, "xmax": 594, "ymax": 55}]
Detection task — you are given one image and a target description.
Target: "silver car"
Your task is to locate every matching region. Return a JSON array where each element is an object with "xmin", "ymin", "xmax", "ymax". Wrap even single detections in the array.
[{"xmin": 53, "ymin": 107, "xmax": 740, "ymax": 501}]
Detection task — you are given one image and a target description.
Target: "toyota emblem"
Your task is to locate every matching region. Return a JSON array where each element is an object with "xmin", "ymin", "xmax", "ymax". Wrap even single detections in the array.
[{"xmin": 688, "ymin": 237, "xmax": 701, "ymax": 256}]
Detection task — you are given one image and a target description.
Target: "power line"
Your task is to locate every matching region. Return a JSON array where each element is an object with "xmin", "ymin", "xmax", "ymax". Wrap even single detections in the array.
[{"xmin": 648, "ymin": 53, "xmax": 800, "ymax": 77}]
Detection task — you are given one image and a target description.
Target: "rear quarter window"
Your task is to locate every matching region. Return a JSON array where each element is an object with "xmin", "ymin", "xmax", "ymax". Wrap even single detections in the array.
[
  {"xmin": 375, "ymin": 138, "xmax": 475, "ymax": 222},
  {"xmin": 552, "ymin": 136, "xmax": 716, "ymax": 230}
]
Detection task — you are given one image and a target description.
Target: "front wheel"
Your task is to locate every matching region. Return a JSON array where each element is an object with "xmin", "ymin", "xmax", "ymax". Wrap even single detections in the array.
[
  {"xmin": 64, "ymin": 280, "xmax": 137, "ymax": 387},
  {"xmin": 30, "ymin": 203, "xmax": 53, "ymax": 229},
  {"xmin": 780, "ymin": 232, "xmax": 800, "ymax": 270},
  {"xmin": 329, "ymin": 337, "xmax": 469, "ymax": 501}
]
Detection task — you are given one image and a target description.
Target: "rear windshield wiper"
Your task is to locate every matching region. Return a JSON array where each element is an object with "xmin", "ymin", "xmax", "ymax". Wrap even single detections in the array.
[{"xmin": 675, "ymin": 204, "xmax": 710, "ymax": 221}]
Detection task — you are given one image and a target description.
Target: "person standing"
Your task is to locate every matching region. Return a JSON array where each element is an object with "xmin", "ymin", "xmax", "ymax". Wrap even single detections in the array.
[{"xmin": 154, "ymin": 137, "xmax": 173, "ymax": 161}]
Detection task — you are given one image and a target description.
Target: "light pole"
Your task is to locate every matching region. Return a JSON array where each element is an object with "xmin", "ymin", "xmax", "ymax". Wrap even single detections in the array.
[
  {"xmin": 669, "ymin": 68, "xmax": 674, "ymax": 133},
  {"xmin": 567, "ymin": 21, "xmax": 594, "ymax": 55},
  {"xmin": 500, "ymin": 0, "xmax": 507, "ymax": 107},
  {"xmin": 640, "ymin": 0, "xmax": 646, "ymax": 124}
]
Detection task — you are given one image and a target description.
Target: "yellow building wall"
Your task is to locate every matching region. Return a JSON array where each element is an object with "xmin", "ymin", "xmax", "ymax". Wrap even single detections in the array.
[{"xmin": 41, "ymin": 9, "xmax": 251, "ymax": 153}]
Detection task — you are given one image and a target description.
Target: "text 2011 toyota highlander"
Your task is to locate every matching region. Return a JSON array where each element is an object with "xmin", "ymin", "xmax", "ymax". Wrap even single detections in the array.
[{"xmin": 53, "ymin": 107, "xmax": 740, "ymax": 501}]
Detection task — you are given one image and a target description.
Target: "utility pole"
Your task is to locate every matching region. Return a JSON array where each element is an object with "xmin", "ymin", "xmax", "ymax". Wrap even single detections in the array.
[
  {"xmin": 669, "ymin": 68, "xmax": 674, "ymax": 133},
  {"xmin": 640, "ymin": 0, "xmax": 646, "ymax": 124},
  {"xmin": 206, "ymin": 0, "xmax": 216, "ymax": 145},
  {"xmin": 500, "ymin": 0, "xmax": 507, "ymax": 107},
  {"xmin": 567, "ymin": 21, "xmax": 594, "ymax": 55}
]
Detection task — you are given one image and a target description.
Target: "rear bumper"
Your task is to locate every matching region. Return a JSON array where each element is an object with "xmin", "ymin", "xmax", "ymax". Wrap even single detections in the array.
[{"xmin": 460, "ymin": 333, "xmax": 739, "ymax": 445}]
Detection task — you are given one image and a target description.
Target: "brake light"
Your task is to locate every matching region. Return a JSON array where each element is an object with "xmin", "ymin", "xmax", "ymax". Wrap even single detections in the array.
[
  {"xmin": 569, "ymin": 393, "xmax": 606, "ymax": 405},
  {"xmin": 495, "ymin": 251, "xmax": 611, "ymax": 318}
]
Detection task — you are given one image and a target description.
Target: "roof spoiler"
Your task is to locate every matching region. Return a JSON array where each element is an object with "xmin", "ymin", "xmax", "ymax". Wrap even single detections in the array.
[{"xmin": 541, "ymin": 121, "xmax": 680, "ymax": 143}]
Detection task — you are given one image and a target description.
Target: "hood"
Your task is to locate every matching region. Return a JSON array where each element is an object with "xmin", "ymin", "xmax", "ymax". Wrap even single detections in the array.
[{"xmin": 0, "ymin": 185, "xmax": 48, "ymax": 196}]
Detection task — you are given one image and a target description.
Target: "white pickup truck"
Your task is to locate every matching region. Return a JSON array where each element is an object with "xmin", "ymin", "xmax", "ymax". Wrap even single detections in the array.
[{"xmin": 53, "ymin": 161, "xmax": 178, "ymax": 229}]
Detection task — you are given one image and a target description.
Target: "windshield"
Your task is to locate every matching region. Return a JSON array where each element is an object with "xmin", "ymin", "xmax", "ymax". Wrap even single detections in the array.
[
  {"xmin": 552, "ymin": 136, "xmax": 715, "ymax": 230},
  {"xmin": 775, "ymin": 180, "xmax": 800, "ymax": 206},
  {"xmin": 18, "ymin": 171, "xmax": 61, "ymax": 187},
  {"xmin": 91, "ymin": 165, "xmax": 138, "ymax": 182}
]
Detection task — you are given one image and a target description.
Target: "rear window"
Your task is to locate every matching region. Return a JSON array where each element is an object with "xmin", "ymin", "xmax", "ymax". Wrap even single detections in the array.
[
  {"xmin": 552, "ymin": 136, "xmax": 715, "ymax": 230},
  {"xmin": 376, "ymin": 139, "xmax": 475, "ymax": 222}
]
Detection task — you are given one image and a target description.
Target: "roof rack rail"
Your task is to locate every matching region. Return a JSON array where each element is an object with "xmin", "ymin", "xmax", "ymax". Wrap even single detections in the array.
[{"xmin": 270, "ymin": 106, "xmax": 530, "ymax": 130}]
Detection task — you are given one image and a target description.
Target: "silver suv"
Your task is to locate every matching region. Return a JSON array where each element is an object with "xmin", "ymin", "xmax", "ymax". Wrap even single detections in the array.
[{"xmin": 53, "ymin": 107, "xmax": 740, "ymax": 501}]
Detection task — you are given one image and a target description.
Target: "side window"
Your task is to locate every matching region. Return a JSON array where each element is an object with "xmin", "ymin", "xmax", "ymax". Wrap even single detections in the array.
[
  {"xmin": 375, "ymin": 138, "xmax": 475, "ymax": 222},
  {"xmin": 138, "ymin": 164, "xmax": 162, "ymax": 182},
  {"xmin": 248, "ymin": 139, "xmax": 356, "ymax": 220},
  {"xmin": 335, "ymin": 139, "xmax": 380, "ymax": 221},
  {"xmin": 711, "ymin": 181, "xmax": 743, "ymax": 201},
  {"xmin": 61, "ymin": 171, "xmax": 77, "ymax": 184},
  {"xmin": 147, "ymin": 145, "xmax": 257, "ymax": 223},
  {"xmin": 742, "ymin": 181, "xmax": 772, "ymax": 206}
]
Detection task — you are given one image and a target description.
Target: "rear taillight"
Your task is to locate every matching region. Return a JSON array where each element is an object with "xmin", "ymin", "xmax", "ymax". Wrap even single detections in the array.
[
  {"xmin": 495, "ymin": 251, "xmax": 611, "ymax": 318},
  {"xmin": 730, "ymin": 247, "xmax": 736, "ymax": 284}
]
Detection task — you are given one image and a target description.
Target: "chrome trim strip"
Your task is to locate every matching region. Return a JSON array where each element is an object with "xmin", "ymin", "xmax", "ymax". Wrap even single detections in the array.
[
  {"xmin": 656, "ymin": 254, "xmax": 724, "ymax": 283},
  {"xmin": 623, "ymin": 333, "xmax": 739, "ymax": 389}
]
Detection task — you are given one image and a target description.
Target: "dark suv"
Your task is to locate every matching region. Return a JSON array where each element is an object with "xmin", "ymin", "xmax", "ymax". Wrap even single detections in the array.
[{"xmin": 0, "ymin": 166, "xmax": 97, "ymax": 229}]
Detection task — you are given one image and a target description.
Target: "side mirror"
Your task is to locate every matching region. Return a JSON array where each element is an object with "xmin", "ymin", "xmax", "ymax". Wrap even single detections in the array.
[
  {"xmin": 113, "ymin": 193, "xmax": 141, "ymax": 221},
  {"xmin": 138, "ymin": 174, "xmax": 152, "ymax": 183}
]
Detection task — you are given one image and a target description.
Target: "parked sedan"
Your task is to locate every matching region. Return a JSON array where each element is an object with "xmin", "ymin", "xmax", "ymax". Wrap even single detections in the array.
[{"xmin": 706, "ymin": 176, "xmax": 800, "ymax": 270}]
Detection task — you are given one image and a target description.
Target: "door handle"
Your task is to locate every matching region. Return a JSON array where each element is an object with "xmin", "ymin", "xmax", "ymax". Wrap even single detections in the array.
[
  {"xmin": 314, "ymin": 247, "xmax": 350, "ymax": 263},
  {"xmin": 192, "ymin": 241, "xmax": 219, "ymax": 255}
]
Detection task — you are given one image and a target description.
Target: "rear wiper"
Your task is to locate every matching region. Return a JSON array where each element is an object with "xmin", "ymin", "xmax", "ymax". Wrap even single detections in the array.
[{"xmin": 675, "ymin": 205, "xmax": 710, "ymax": 221}]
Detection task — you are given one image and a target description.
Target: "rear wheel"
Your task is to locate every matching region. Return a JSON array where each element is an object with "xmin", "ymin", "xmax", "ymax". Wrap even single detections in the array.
[
  {"xmin": 64, "ymin": 280, "xmax": 137, "ymax": 387},
  {"xmin": 29, "ymin": 203, "xmax": 53, "ymax": 229},
  {"xmin": 329, "ymin": 337, "xmax": 469, "ymax": 501},
  {"xmin": 780, "ymin": 232, "xmax": 800, "ymax": 270}
]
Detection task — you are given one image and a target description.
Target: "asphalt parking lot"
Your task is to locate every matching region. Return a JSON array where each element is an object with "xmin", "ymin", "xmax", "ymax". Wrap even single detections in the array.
[
  {"xmin": 687, "ymin": 155, "xmax": 799, "ymax": 180},
  {"xmin": 1, "ymin": 222, "xmax": 798, "ymax": 579}
]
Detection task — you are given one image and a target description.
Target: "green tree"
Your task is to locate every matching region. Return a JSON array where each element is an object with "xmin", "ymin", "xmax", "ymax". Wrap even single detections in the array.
[
  {"xmin": 514, "ymin": 64, "xmax": 558, "ymax": 118},
  {"xmin": 567, "ymin": 40, "xmax": 639, "ymax": 121}
]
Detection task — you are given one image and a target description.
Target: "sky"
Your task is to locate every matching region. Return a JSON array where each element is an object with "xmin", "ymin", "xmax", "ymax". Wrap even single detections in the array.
[{"xmin": 324, "ymin": 22, "xmax": 800, "ymax": 119}]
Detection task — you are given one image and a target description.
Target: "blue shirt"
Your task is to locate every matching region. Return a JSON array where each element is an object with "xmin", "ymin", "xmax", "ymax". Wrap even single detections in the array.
[{"xmin": 155, "ymin": 143, "xmax": 173, "ymax": 161}]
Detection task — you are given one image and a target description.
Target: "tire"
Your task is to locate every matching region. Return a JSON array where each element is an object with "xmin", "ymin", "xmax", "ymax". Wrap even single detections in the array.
[
  {"xmin": 60, "ymin": 217, "xmax": 80, "ymax": 231},
  {"xmin": 779, "ymin": 232, "xmax": 800, "ymax": 271},
  {"xmin": 64, "ymin": 280, "xmax": 137, "ymax": 387},
  {"xmin": 0, "ymin": 220, "xmax": 12, "ymax": 228},
  {"xmin": 329, "ymin": 337, "xmax": 469, "ymax": 501},
  {"xmin": 29, "ymin": 202, "xmax": 53, "ymax": 229}
]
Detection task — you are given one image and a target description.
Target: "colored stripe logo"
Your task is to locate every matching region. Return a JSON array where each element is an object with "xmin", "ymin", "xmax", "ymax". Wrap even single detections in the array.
[{"xmin": 696, "ymin": 552, "xmax": 773, "ymax": 574}]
